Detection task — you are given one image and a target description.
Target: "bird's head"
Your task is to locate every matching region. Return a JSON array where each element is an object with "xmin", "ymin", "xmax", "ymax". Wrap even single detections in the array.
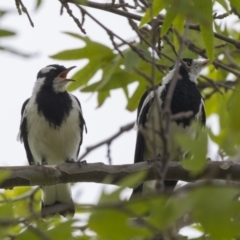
[
  {"xmin": 36, "ymin": 64, "xmax": 76, "ymax": 93},
  {"xmin": 164, "ymin": 58, "xmax": 209, "ymax": 84},
  {"xmin": 181, "ymin": 58, "xmax": 209, "ymax": 82}
]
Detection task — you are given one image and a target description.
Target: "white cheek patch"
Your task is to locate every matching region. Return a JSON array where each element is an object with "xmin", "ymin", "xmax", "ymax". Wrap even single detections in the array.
[
  {"xmin": 52, "ymin": 78, "xmax": 67, "ymax": 92},
  {"xmin": 40, "ymin": 66, "xmax": 56, "ymax": 74}
]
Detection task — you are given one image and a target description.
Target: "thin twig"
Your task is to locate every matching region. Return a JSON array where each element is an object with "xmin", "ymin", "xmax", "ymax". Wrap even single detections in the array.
[
  {"xmin": 60, "ymin": 0, "xmax": 86, "ymax": 34},
  {"xmin": 15, "ymin": 0, "xmax": 34, "ymax": 27},
  {"xmin": 79, "ymin": 122, "xmax": 134, "ymax": 160}
]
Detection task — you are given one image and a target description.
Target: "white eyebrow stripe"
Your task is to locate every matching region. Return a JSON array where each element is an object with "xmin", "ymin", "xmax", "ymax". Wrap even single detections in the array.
[{"xmin": 40, "ymin": 66, "xmax": 56, "ymax": 74}]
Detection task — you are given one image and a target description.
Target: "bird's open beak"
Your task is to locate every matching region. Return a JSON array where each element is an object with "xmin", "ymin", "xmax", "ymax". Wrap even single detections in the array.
[{"xmin": 57, "ymin": 66, "xmax": 76, "ymax": 82}]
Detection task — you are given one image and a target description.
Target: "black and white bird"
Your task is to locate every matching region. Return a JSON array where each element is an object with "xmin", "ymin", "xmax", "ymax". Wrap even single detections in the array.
[
  {"xmin": 18, "ymin": 64, "xmax": 87, "ymax": 217},
  {"xmin": 131, "ymin": 58, "xmax": 208, "ymax": 197}
]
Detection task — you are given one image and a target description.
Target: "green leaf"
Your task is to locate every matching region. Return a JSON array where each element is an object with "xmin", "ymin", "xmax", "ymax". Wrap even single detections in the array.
[
  {"xmin": 124, "ymin": 49, "xmax": 141, "ymax": 72},
  {"xmin": 193, "ymin": 0, "xmax": 214, "ymax": 61},
  {"xmin": 51, "ymin": 32, "xmax": 116, "ymax": 99},
  {"xmin": 47, "ymin": 220, "xmax": 75, "ymax": 239},
  {"xmin": 228, "ymin": 83, "xmax": 240, "ymax": 130},
  {"xmin": 51, "ymin": 33, "xmax": 113, "ymax": 61},
  {"xmin": 126, "ymin": 83, "xmax": 146, "ymax": 111},
  {"xmin": 190, "ymin": 187, "xmax": 240, "ymax": 239},
  {"xmin": 35, "ymin": 0, "xmax": 42, "ymax": 10},
  {"xmin": 149, "ymin": 196, "xmax": 191, "ymax": 230},
  {"xmin": 160, "ymin": 6, "xmax": 178, "ymax": 37},
  {"xmin": 0, "ymin": 170, "xmax": 10, "ymax": 183},
  {"xmin": 67, "ymin": 61, "xmax": 101, "ymax": 91},
  {"xmin": 0, "ymin": 202, "xmax": 14, "ymax": 218},
  {"xmin": 89, "ymin": 208, "xmax": 150, "ymax": 239},
  {"xmin": 80, "ymin": 71, "xmax": 134, "ymax": 92},
  {"xmin": 97, "ymin": 55, "xmax": 122, "ymax": 90},
  {"xmin": 0, "ymin": 29, "xmax": 16, "ymax": 37},
  {"xmin": 229, "ymin": 0, "xmax": 240, "ymax": 14},
  {"xmin": 172, "ymin": 14, "xmax": 185, "ymax": 50},
  {"xmin": 117, "ymin": 171, "xmax": 147, "ymax": 189},
  {"xmin": 97, "ymin": 91, "xmax": 110, "ymax": 108},
  {"xmin": 15, "ymin": 228, "xmax": 39, "ymax": 240},
  {"xmin": 0, "ymin": 10, "xmax": 7, "ymax": 18},
  {"xmin": 176, "ymin": 123, "xmax": 208, "ymax": 175},
  {"xmin": 139, "ymin": 0, "xmax": 164, "ymax": 27}
]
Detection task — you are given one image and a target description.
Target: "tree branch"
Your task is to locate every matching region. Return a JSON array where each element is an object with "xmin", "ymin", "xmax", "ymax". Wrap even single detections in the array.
[{"xmin": 1, "ymin": 161, "xmax": 240, "ymax": 189}]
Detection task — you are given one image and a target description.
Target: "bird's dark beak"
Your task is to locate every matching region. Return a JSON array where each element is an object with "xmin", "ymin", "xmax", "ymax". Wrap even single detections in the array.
[{"xmin": 57, "ymin": 66, "xmax": 76, "ymax": 82}]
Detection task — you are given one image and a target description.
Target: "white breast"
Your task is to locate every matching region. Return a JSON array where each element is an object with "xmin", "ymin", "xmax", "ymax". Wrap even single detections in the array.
[{"xmin": 26, "ymin": 95, "xmax": 81, "ymax": 164}]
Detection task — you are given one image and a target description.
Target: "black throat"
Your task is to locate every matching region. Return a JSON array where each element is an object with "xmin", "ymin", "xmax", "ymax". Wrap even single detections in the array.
[
  {"xmin": 161, "ymin": 70, "xmax": 202, "ymax": 127},
  {"xmin": 35, "ymin": 86, "xmax": 72, "ymax": 128}
]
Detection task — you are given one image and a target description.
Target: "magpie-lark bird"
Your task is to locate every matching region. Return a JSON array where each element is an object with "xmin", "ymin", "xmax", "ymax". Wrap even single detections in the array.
[
  {"xmin": 131, "ymin": 58, "xmax": 208, "ymax": 198},
  {"xmin": 18, "ymin": 64, "xmax": 87, "ymax": 217}
]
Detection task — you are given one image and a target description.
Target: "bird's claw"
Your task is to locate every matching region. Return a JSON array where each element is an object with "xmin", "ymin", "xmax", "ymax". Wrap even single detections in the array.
[
  {"xmin": 66, "ymin": 158, "xmax": 75, "ymax": 163},
  {"xmin": 78, "ymin": 160, "xmax": 87, "ymax": 167},
  {"xmin": 147, "ymin": 158, "xmax": 154, "ymax": 164},
  {"xmin": 147, "ymin": 154, "xmax": 161, "ymax": 164},
  {"xmin": 41, "ymin": 158, "xmax": 48, "ymax": 165}
]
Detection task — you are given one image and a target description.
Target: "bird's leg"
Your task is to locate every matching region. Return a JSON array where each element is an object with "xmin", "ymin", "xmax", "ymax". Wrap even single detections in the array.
[
  {"xmin": 77, "ymin": 159, "xmax": 87, "ymax": 167},
  {"xmin": 147, "ymin": 154, "xmax": 161, "ymax": 164},
  {"xmin": 65, "ymin": 158, "xmax": 75, "ymax": 163},
  {"xmin": 65, "ymin": 158, "xmax": 87, "ymax": 167},
  {"xmin": 41, "ymin": 158, "xmax": 48, "ymax": 165}
]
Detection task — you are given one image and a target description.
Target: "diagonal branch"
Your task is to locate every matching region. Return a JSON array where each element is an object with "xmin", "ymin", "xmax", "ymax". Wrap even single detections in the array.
[{"xmin": 79, "ymin": 121, "xmax": 134, "ymax": 160}]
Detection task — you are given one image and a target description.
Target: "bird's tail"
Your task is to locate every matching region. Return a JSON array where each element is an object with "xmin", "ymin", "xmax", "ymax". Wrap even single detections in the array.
[
  {"xmin": 130, "ymin": 180, "xmax": 178, "ymax": 200},
  {"xmin": 41, "ymin": 183, "xmax": 74, "ymax": 218}
]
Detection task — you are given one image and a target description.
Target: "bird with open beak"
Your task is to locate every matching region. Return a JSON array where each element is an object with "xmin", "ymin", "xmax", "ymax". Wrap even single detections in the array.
[{"xmin": 18, "ymin": 64, "xmax": 87, "ymax": 218}]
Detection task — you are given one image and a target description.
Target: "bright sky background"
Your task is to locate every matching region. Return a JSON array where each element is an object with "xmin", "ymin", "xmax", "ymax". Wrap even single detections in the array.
[
  {"xmin": 0, "ymin": 0, "xmax": 221, "ymax": 237},
  {"xmin": 0, "ymin": 0, "xmax": 138, "ymax": 201}
]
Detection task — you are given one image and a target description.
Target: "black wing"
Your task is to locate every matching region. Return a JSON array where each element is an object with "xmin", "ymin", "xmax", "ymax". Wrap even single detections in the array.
[
  {"xmin": 134, "ymin": 85, "xmax": 159, "ymax": 164},
  {"xmin": 132, "ymin": 85, "xmax": 161, "ymax": 195},
  {"xmin": 73, "ymin": 96, "xmax": 87, "ymax": 159},
  {"xmin": 19, "ymin": 98, "xmax": 35, "ymax": 165},
  {"xmin": 200, "ymin": 99, "xmax": 206, "ymax": 126}
]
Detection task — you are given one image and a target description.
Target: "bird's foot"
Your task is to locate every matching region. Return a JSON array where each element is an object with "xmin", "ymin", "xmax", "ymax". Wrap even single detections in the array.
[
  {"xmin": 65, "ymin": 158, "xmax": 75, "ymax": 163},
  {"xmin": 77, "ymin": 160, "xmax": 87, "ymax": 167},
  {"xmin": 147, "ymin": 154, "xmax": 161, "ymax": 164},
  {"xmin": 147, "ymin": 158, "xmax": 153, "ymax": 164},
  {"xmin": 41, "ymin": 158, "xmax": 48, "ymax": 165}
]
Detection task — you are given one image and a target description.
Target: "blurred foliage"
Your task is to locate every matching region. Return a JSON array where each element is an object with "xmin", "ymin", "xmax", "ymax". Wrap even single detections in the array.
[
  {"xmin": 0, "ymin": 0, "xmax": 42, "ymax": 57},
  {"xmin": 2, "ymin": 0, "xmax": 240, "ymax": 239}
]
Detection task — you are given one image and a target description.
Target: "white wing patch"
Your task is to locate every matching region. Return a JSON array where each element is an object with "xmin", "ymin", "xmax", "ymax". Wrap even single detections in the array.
[
  {"xmin": 195, "ymin": 98, "xmax": 205, "ymax": 121},
  {"xmin": 137, "ymin": 90, "xmax": 154, "ymax": 127},
  {"xmin": 162, "ymin": 65, "xmax": 177, "ymax": 85},
  {"xmin": 40, "ymin": 66, "xmax": 56, "ymax": 74},
  {"xmin": 17, "ymin": 100, "xmax": 30, "ymax": 142},
  {"xmin": 137, "ymin": 85, "xmax": 165, "ymax": 128}
]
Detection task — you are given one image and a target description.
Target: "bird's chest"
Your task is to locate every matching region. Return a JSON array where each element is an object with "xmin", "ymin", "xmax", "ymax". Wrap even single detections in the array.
[
  {"xmin": 163, "ymin": 80, "xmax": 201, "ymax": 115},
  {"xmin": 144, "ymin": 96, "xmax": 196, "ymax": 161},
  {"xmin": 35, "ymin": 91, "xmax": 72, "ymax": 127},
  {"xmin": 26, "ymin": 99, "xmax": 80, "ymax": 164}
]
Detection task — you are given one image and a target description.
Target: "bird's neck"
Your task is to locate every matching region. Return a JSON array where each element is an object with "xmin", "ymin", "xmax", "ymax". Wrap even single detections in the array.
[{"xmin": 35, "ymin": 88, "xmax": 72, "ymax": 128}]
